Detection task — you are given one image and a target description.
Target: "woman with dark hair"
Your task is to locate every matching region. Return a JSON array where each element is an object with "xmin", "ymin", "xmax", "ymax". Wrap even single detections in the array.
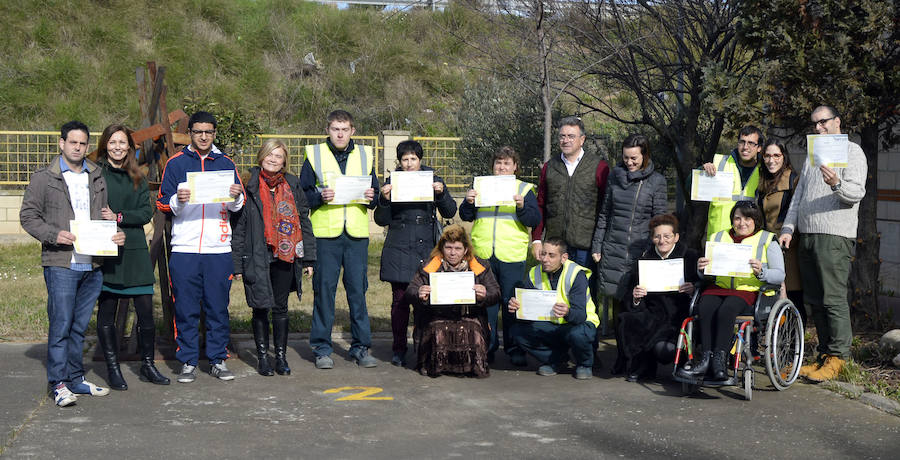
[
  {"xmin": 616, "ymin": 214, "xmax": 700, "ymax": 382},
  {"xmin": 676, "ymin": 201, "xmax": 784, "ymax": 382},
  {"xmin": 233, "ymin": 139, "xmax": 316, "ymax": 376},
  {"xmin": 757, "ymin": 140, "xmax": 803, "ymax": 320},
  {"xmin": 375, "ymin": 140, "xmax": 457, "ymax": 367},
  {"xmin": 96, "ymin": 124, "xmax": 169, "ymax": 388},
  {"xmin": 407, "ymin": 224, "xmax": 500, "ymax": 377}
]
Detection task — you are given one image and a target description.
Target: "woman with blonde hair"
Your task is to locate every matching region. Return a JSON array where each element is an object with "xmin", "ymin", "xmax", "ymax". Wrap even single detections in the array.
[
  {"xmin": 233, "ymin": 139, "xmax": 316, "ymax": 376},
  {"xmin": 407, "ymin": 224, "xmax": 500, "ymax": 377}
]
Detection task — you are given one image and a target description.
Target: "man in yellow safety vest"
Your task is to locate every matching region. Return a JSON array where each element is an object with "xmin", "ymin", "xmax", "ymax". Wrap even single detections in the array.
[{"xmin": 701, "ymin": 126, "xmax": 763, "ymax": 239}]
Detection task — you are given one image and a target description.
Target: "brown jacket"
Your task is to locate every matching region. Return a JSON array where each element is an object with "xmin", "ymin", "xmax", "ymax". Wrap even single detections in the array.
[
  {"xmin": 759, "ymin": 169, "xmax": 801, "ymax": 291},
  {"xmin": 20, "ymin": 156, "xmax": 108, "ymax": 268}
]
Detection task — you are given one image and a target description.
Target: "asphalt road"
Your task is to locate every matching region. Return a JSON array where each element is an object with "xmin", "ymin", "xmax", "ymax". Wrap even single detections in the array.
[{"xmin": 1, "ymin": 337, "xmax": 898, "ymax": 459}]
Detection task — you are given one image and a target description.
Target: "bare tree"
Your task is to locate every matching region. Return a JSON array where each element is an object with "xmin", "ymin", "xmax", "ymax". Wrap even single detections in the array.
[{"xmin": 558, "ymin": 0, "xmax": 758, "ymax": 245}]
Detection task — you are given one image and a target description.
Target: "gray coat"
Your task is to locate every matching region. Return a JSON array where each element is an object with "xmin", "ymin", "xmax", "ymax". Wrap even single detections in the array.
[
  {"xmin": 20, "ymin": 157, "xmax": 108, "ymax": 268},
  {"xmin": 591, "ymin": 161, "xmax": 667, "ymax": 299}
]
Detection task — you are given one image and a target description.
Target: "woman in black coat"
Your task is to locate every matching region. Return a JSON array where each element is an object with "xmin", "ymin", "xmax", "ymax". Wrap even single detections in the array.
[
  {"xmin": 615, "ymin": 214, "xmax": 699, "ymax": 381},
  {"xmin": 375, "ymin": 140, "xmax": 457, "ymax": 366},
  {"xmin": 233, "ymin": 139, "xmax": 316, "ymax": 376}
]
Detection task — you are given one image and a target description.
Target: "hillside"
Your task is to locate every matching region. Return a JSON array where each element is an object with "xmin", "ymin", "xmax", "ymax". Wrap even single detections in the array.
[{"xmin": 0, "ymin": 1, "xmax": 491, "ymax": 134}]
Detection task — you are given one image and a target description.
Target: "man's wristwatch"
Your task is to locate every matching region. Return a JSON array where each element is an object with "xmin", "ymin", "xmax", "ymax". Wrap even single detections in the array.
[{"xmin": 831, "ymin": 181, "xmax": 842, "ymax": 192}]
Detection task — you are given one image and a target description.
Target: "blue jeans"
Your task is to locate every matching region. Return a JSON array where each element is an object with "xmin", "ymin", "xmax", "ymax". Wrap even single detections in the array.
[
  {"xmin": 310, "ymin": 232, "xmax": 372, "ymax": 357},
  {"xmin": 44, "ymin": 267, "xmax": 103, "ymax": 385},
  {"xmin": 486, "ymin": 257, "xmax": 526, "ymax": 355},
  {"xmin": 513, "ymin": 320, "xmax": 596, "ymax": 368}
]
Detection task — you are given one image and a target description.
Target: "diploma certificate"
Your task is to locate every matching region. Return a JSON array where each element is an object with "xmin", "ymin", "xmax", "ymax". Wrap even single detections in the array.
[
  {"xmin": 390, "ymin": 170, "xmax": 434, "ymax": 202},
  {"xmin": 429, "ymin": 271, "xmax": 476, "ymax": 305},
  {"xmin": 704, "ymin": 242, "xmax": 754, "ymax": 278},
  {"xmin": 638, "ymin": 259, "xmax": 685, "ymax": 292},
  {"xmin": 691, "ymin": 170, "xmax": 735, "ymax": 202},
  {"xmin": 70, "ymin": 220, "xmax": 118, "ymax": 256},
  {"xmin": 474, "ymin": 175, "xmax": 516, "ymax": 207},
  {"xmin": 807, "ymin": 134, "xmax": 849, "ymax": 168},
  {"xmin": 515, "ymin": 288, "xmax": 559, "ymax": 322},
  {"xmin": 186, "ymin": 170, "xmax": 235, "ymax": 204},
  {"xmin": 331, "ymin": 175, "xmax": 372, "ymax": 205}
]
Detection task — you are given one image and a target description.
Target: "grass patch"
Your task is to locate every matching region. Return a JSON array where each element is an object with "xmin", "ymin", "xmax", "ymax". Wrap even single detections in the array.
[
  {"xmin": 806, "ymin": 329, "xmax": 900, "ymax": 405},
  {"xmin": 0, "ymin": 239, "xmax": 395, "ymax": 341}
]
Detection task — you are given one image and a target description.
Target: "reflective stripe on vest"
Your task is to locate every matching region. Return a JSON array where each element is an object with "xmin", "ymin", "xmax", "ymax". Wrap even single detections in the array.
[
  {"xmin": 470, "ymin": 179, "xmax": 533, "ymax": 262},
  {"xmin": 528, "ymin": 260, "xmax": 600, "ymax": 327},
  {"xmin": 707, "ymin": 154, "xmax": 759, "ymax": 239},
  {"xmin": 711, "ymin": 230, "xmax": 774, "ymax": 295},
  {"xmin": 306, "ymin": 143, "xmax": 372, "ymax": 238}
]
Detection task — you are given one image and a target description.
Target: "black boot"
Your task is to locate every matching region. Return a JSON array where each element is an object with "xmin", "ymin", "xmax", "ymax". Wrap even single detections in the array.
[
  {"xmin": 676, "ymin": 350, "xmax": 711, "ymax": 380},
  {"xmin": 272, "ymin": 316, "xmax": 291, "ymax": 375},
  {"xmin": 710, "ymin": 350, "xmax": 728, "ymax": 382},
  {"xmin": 252, "ymin": 316, "xmax": 274, "ymax": 376},
  {"xmin": 137, "ymin": 326, "xmax": 170, "ymax": 385},
  {"xmin": 98, "ymin": 325, "xmax": 128, "ymax": 390}
]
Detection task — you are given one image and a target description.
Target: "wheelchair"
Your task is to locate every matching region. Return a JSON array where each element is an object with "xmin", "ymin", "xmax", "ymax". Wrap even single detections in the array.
[{"xmin": 672, "ymin": 282, "xmax": 804, "ymax": 400}]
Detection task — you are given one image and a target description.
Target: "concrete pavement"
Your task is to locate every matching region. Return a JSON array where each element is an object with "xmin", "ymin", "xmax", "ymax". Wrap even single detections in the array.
[{"xmin": 1, "ymin": 337, "xmax": 898, "ymax": 459}]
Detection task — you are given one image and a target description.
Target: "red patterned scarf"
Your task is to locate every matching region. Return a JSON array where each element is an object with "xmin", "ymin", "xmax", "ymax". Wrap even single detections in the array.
[{"xmin": 259, "ymin": 169, "xmax": 303, "ymax": 263}]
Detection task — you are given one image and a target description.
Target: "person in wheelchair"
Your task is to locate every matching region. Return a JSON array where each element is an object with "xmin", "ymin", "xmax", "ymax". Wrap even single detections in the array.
[
  {"xmin": 676, "ymin": 201, "xmax": 784, "ymax": 383},
  {"xmin": 615, "ymin": 214, "xmax": 700, "ymax": 382}
]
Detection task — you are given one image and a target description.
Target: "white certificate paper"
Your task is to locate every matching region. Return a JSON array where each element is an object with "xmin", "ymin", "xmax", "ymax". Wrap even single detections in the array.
[
  {"xmin": 704, "ymin": 242, "xmax": 754, "ymax": 278},
  {"xmin": 331, "ymin": 175, "xmax": 371, "ymax": 205},
  {"xmin": 474, "ymin": 175, "xmax": 516, "ymax": 207},
  {"xmin": 639, "ymin": 259, "xmax": 685, "ymax": 292},
  {"xmin": 515, "ymin": 288, "xmax": 559, "ymax": 321},
  {"xmin": 186, "ymin": 170, "xmax": 234, "ymax": 204},
  {"xmin": 390, "ymin": 170, "xmax": 433, "ymax": 202},
  {"xmin": 70, "ymin": 220, "xmax": 118, "ymax": 256},
  {"xmin": 429, "ymin": 271, "xmax": 476, "ymax": 305},
  {"xmin": 691, "ymin": 170, "xmax": 734, "ymax": 202},
  {"xmin": 807, "ymin": 134, "xmax": 849, "ymax": 168}
]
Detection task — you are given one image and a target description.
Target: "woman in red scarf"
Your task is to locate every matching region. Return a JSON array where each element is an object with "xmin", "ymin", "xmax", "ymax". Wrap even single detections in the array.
[{"xmin": 233, "ymin": 139, "xmax": 316, "ymax": 376}]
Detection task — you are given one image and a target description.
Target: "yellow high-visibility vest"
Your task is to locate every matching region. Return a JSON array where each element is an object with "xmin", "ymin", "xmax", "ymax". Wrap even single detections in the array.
[
  {"xmin": 707, "ymin": 154, "xmax": 759, "ymax": 239},
  {"xmin": 709, "ymin": 229, "xmax": 776, "ymax": 296},
  {"xmin": 527, "ymin": 260, "xmax": 599, "ymax": 327},
  {"xmin": 471, "ymin": 179, "xmax": 534, "ymax": 262},
  {"xmin": 305, "ymin": 143, "xmax": 373, "ymax": 238}
]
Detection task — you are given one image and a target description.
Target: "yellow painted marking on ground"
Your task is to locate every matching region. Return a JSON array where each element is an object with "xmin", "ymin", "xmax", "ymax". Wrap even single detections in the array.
[{"xmin": 323, "ymin": 386, "xmax": 393, "ymax": 401}]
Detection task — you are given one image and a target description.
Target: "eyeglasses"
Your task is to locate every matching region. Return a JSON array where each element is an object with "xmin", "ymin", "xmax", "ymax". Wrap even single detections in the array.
[
  {"xmin": 190, "ymin": 129, "xmax": 216, "ymax": 136},
  {"xmin": 559, "ymin": 134, "xmax": 581, "ymax": 141},
  {"xmin": 813, "ymin": 116, "xmax": 836, "ymax": 127},
  {"xmin": 763, "ymin": 153, "xmax": 783, "ymax": 160},
  {"xmin": 738, "ymin": 139, "xmax": 759, "ymax": 148}
]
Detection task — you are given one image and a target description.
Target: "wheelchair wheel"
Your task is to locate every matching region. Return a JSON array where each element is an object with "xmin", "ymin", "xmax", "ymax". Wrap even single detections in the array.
[
  {"xmin": 743, "ymin": 369, "xmax": 753, "ymax": 401},
  {"xmin": 764, "ymin": 299, "xmax": 805, "ymax": 390}
]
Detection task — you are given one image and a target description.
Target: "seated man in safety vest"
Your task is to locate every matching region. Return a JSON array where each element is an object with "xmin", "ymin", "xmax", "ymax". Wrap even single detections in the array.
[{"xmin": 508, "ymin": 237, "xmax": 598, "ymax": 380}]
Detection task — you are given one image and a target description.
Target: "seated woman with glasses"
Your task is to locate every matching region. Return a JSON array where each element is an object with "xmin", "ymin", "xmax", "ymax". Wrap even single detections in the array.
[
  {"xmin": 676, "ymin": 201, "xmax": 784, "ymax": 383},
  {"xmin": 407, "ymin": 224, "xmax": 500, "ymax": 378},
  {"xmin": 615, "ymin": 214, "xmax": 699, "ymax": 382}
]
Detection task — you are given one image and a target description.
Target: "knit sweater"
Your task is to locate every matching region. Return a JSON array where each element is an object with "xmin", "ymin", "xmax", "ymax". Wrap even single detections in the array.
[{"xmin": 781, "ymin": 141, "xmax": 866, "ymax": 240}]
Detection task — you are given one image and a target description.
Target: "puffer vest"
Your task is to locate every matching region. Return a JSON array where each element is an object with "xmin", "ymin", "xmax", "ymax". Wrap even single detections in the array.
[{"xmin": 544, "ymin": 153, "xmax": 603, "ymax": 249}]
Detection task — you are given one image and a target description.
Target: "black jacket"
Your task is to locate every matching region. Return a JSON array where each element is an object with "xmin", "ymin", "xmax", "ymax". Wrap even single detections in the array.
[
  {"xmin": 375, "ymin": 165, "xmax": 457, "ymax": 283},
  {"xmin": 232, "ymin": 167, "xmax": 316, "ymax": 309}
]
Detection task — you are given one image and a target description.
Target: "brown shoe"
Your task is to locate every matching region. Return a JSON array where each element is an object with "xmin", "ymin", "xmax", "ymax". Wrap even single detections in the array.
[
  {"xmin": 798, "ymin": 354, "xmax": 824, "ymax": 377},
  {"xmin": 806, "ymin": 355, "xmax": 845, "ymax": 383}
]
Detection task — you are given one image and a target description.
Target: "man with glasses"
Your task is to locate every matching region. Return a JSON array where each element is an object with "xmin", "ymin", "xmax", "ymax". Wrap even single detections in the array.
[
  {"xmin": 778, "ymin": 105, "xmax": 866, "ymax": 382},
  {"xmin": 157, "ymin": 111, "xmax": 245, "ymax": 383},
  {"xmin": 701, "ymin": 126, "xmax": 764, "ymax": 238}
]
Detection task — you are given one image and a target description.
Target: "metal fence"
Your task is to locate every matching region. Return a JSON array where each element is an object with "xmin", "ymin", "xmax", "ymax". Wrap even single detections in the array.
[
  {"xmin": 0, "ymin": 131, "xmax": 381, "ymax": 187},
  {"xmin": 413, "ymin": 136, "xmax": 541, "ymax": 192}
]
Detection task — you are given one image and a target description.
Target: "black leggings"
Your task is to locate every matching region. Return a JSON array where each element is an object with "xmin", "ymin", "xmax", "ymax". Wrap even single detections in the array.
[
  {"xmin": 696, "ymin": 295, "xmax": 752, "ymax": 353},
  {"xmin": 252, "ymin": 260, "xmax": 292, "ymax": 322},
  {"xmin": 97, "ymin": 292, "xmax": 154, "ymax": 330}
]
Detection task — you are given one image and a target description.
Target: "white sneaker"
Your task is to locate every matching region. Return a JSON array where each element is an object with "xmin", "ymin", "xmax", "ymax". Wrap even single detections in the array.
[
  {"xmin": 209, "ymin": 362, "xmax": 234, "ymax": 381},
  {"xmin": 177, "ymin": 364, "xmax": 197, "ymax": 383},
  {"xmin": 68, "ymin": 378, "xmax": 110, "ymax": 396},
  {"xmin": 53, "ymin": 383, "xmax": 77, "ymax": 407}
]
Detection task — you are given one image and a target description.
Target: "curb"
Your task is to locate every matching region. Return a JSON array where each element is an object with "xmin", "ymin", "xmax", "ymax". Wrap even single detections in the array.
[{"xmin": 824, "ymin": 381, "xmax": 900, "ymax": 416}]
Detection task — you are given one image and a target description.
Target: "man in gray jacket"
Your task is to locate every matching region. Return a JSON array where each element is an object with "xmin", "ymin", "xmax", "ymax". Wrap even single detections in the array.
[
  {"xmin": 778, "ymin": 105, "xmax": 866, "ymax": 382},
  {"xmin": 20, "ymin": 121, "xmax": 124, "ymax": 407}
]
